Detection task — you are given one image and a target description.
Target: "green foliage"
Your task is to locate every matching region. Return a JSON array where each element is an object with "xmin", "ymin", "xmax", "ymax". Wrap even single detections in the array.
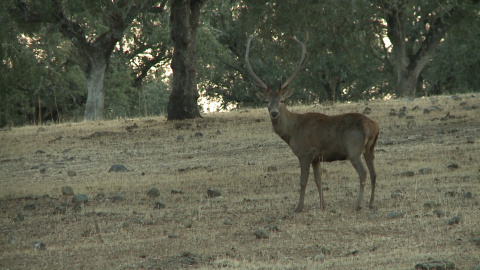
[{"xmin": 2, "ymin": 0, "xmax": 479, "ymax": 126}]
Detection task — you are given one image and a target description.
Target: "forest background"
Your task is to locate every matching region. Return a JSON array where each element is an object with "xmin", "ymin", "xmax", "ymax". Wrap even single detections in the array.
[{"xmin": 1, "ymin": 0, "xmax": 479, "ymax": 127}]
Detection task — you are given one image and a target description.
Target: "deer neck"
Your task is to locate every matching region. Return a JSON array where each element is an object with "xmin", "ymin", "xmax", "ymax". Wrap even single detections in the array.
[{"xmin": 271, "ymin": 106, "xmax": 297, "ymax": 144}]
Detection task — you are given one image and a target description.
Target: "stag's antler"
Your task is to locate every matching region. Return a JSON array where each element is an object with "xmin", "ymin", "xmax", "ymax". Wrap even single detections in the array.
[
  {"xmin": 280, "ymin": 34, "xmax": 308, "ymax": 91},
  {"xmin": 245, "ymin": 36, "xmax": 269, "ymax": 91},
  {"xmin": 245, "ymin": 34, "xmax": 308, "ymax": 92}
]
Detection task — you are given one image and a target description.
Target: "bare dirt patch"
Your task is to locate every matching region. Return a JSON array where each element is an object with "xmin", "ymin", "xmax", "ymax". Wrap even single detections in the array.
[{"xmin": 1, "ymin": 94, "xmax": 479, "ymax": 269}]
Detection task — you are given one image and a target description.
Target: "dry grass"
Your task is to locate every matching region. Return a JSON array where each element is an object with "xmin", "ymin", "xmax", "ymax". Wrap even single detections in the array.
[{"xmin": 1, "ymin": 94, "xmax": 479, "ymax": 269}]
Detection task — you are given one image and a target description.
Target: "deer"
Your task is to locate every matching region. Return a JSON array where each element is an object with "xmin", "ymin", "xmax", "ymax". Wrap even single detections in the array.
[{"xmin": 245, "ymin": 35, "xmax": 379, "ymax": 213}]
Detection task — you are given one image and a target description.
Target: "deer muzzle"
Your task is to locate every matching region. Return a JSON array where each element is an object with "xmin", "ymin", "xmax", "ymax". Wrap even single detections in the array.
[{"xmin": 270, "ymin": 110, "xmax": 279, "ymax": 119}]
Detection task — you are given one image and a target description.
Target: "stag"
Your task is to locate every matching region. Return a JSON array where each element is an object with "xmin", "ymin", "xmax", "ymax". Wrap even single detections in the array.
[{"xmin": 245, "ymin": 35, "xmax": 379, "ymax": 212}]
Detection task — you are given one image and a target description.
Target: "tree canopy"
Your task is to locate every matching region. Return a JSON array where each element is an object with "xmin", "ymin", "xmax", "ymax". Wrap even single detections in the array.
[{"xmin": 1, "ymin": 0, "xmax": 479, "ymax": 126}]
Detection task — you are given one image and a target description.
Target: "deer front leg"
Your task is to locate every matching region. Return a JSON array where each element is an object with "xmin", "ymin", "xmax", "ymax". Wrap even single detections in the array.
[
  {"xmin": 294, "ymin": 159, "xmax": 311, "ymax": 213},
  {"xmin": 312, "ymin": 160, "xmax": 325, "ymax": 210}
]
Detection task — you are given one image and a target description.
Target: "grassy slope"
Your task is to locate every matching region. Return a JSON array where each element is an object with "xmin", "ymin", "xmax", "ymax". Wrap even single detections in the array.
[{"xmin": 0, "ymin": 94, "xmax": 479, "ymax": 269}]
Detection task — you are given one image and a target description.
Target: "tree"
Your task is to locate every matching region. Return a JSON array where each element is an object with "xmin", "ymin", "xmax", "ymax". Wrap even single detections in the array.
[
  {"xmin": 12, "ymin": 0, "xmax": 164, "ymax": 120},
  {"xmin": 167, "ymin": 0, "xmax": 207, "ymax": 120},
  {"xmin": 378, "ymin": 0, "xmax": 479, "ymax": 98}
]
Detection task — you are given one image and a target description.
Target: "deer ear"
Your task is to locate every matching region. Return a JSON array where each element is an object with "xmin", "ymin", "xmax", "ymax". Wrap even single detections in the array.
[{"xmin": 281, "ymin": 87, "xmax": 295, "ymax": 100}]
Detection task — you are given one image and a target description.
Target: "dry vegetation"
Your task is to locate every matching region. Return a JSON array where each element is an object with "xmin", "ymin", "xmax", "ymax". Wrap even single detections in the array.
[{"xmin": 1, "ymin": 94, "xmax": 479, "ymax": 269}]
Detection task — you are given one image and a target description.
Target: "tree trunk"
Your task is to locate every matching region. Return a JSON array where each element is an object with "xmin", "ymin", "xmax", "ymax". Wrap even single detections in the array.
[
  {"xmin": 167, "ymin": 0, "xmax": 205, "ymax": 121},
  {"xmin": 382, "ymin": 1, "xmax": 459, "ymax": 99},
  {"xmin": 84, "ymin": 55, "xmax": 108, "ymax": 120}
]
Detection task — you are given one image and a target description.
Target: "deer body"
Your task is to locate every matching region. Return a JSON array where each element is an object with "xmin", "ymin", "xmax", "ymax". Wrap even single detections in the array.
[
  {"xmin": 245, "ymin": 35, "xmax": 379, "ymax": 212},
  {"xmin": 271, "ymin": 104, "xmax": 378, "ymax": 212}
]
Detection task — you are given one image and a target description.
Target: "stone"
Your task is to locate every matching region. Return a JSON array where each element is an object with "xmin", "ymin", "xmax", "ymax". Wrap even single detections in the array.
[
  {"xmin": 72, "ymin": 194, "xmax": 89, "ymax": 203},
  {"xmin": 433, "ymin": 210, "xmax": 446, "ymax": 218},
  {"xmin": 207, "ymin": 188, "xmax": 222, "ymax": 198},
  {"xmin": 24, "ymin": 204, "xmax": 36, "ymax": 210},
  {"xmin": 67, "ymin": 170, "xmax": 77, "ymax": 177},
  {"xmin": 111, "ymin": 193, "xmax": 125, "ymax": 202},
  {"xmin": 447, "ymin": 215, "xmax": 461, "ymax": 225},
  {"xmin": 446, "ymin": 163, "xmax": 459, "ymax": 170},
  {"xmin": 13, "ymin": 213, "xmax": 24, "ymax": 222},
  {"xmin": 386, "ymin": 211, "xmax": 404, "ymax": 219},
  {"xmin": 253, "ymin": 229, "xmax": 270, "ymax": 239},
  {"xmin": 61, "ymin": 186, "xmax": 74, "ymax": 196},
  {"xmin": 154, "ymin": 201, "xmax": 166, "ymax": 209},
  {"xmin": 415, "ymin": 260, "xmax": 455, "ymax": 270},
  {"xmin": 32, "ymin": 241, "xmax": 46, "ymax": 251},
  {"xmin": 171, "ymin": 189, "xmax": 183, "ymax": 194},
  {"xmin": 419, "ymin": 168, "xmax": 433, "ymax": 175},
  {"xmin": 147, "ymin": 188, "xmax": 160, "ymax": 198},
  {"xmin": 391, "ymin": 189, "xmax": 404, "ymax": 199},
  {"xmin": 363, "ymin": 107, "xmax": 371, "ymax": 115},
  {"xmin": 109, "ymin": 164, "xmax": 128, "ymax": 172}
]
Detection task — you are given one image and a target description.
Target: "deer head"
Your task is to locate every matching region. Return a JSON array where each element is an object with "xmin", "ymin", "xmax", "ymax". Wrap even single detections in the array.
[{"xmin": 245, "ymin": 35, "xmax": 307, "ymax": 120}]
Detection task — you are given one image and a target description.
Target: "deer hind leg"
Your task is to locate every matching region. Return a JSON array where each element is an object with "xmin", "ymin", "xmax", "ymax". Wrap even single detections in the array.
[
  {"xmin": 312, "ymin": 160, "xmax": 325, "ymax": 210},
  {"xmin": 363, "ymin": 150, "xmax": 376, "ymax": 209},
  {"xmin": 295, "ymin": 159, "xmax": 311, "ymax": 213},
  {"xmin": 350, "ymin": 156, "xmax": 367, "ymax": 211}
]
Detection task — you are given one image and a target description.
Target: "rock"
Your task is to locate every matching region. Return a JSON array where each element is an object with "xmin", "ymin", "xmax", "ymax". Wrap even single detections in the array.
[
  {"xmin": 446, "ymin": 163, "xmax": 459, "ymax": 170},
  {"xmin": 398, "ymin": 111, "xmax": 406, "ymax": 118},
  {"xmin": 463, "ymin": 191, "xmax": 473, "ymax": 199},
  {"xmin": 147, "ymin": 188, "xmax": 160, "ymax": 198},
  {"xmin": 363, "ymin": 107, "xmax": 371, "ymax": 115},
  {"xmin": 72, "ymin": 194, "xmax": 89, "ymax": 203},
  {"xmin": 95, "ymin": 192, "xmax": 106, "ymax": 200},
  {"xmin": 401, "ymin": 171, "xmax": 415, "ymax": 177},
  {"xmin": 13, "ymin": 213, "xmax": 24, "ymax": 222},
  {"xmin": 474, "ymin": 237, "xmax": 480, "ymax": 246},
  {"xmin": 32, "ymin": 241, "xmax": 47, "ymax": 251},
  {"xmin": 168, "ymin": 232, "xmax": 179, "ymax": 238},
  {"xmin": 419, "ymin": 168, "xmax": 433, "ymax": 175},
  {"xmin": 216, "ymin": 129, "xmax": 222, "ymax": 135},
  {"xmin": 176, "ymin": 135, "xmax": 184, "ymax": 142},
  {"xmin": 247, "ymin": 161, "xmax": 255, "ymax": 165},
  {"xmin": 467, "ymin": 137, "xmax": 475, "ymax": 144},
  {"xmin": 314, "ymin": 254, "xmax": 325, "ymax": 261},
  {"xmin": 111, "ymin": 193, "xmax": 125, "ymax": 202},
  {"xmin": 451, "ymin": 95, "xmax": 461, "ymax": 101},
  {"xmin": 207, "ymin": 188, "xmax": 222, "ymax": 198},
  {"xmin": 412, "ymin": 105, "xmax": 421, "ymax": 111},
  {"xmin": 154, "ymin": 201, "xmax": 166, "ymax": 209},
  {"xmin": 407, "ymin": 120, "xmax": 416, "ymax": 128},
  {"xmin": 447, "ymin": 215, "xmax": 461, "ymax": 225},
  {"xmin": 383, "ymin": 139, "xmax": 395, "ymax": 145},
  {"xmin": 386, "ymin": 211, "xmax": 404, "ymax": 219},
  {"xmin": 35, "ymin": 150, "xmax": 45, "ymax": 154},
  {"xmin": 473, "ymin": 265, "xmax": 480, "ymax": 270},
  {"xmin": 368, "ymin": 211, "xmax": 379, "ymax": 220},
  {"xmin": 194, "ymin": 132, "xmax": 203, "ymax": 138},
  {"xmin": 54, "ymin": 206, "xmax": 67, "ymax": 215},
  {"xmin": 389, "ymin": 108, "xmax": 397, "ymax": 116},
  {"xmin": 423, "ymin": 201, "xmax": 439, "ymax": 208},
  {"xmin": 72, "ymin": 203, "xmax": 83, "ymax": 212},
  {"xmin": 61, "ymin": 186, "xmax": 74, "ymax": 196},
  {"xmin": 433, "ymin": 209, "xmax": 446, "ymax": 218},
  {"xmin": 67, "ymin": 170, "xmax": 77, "ymax": 177},
  {"xmin": 253, "ymin": 229, "xmax": 270, "ymax": 239},
  {"xmin": 109, "ymin": 164, "xmax": 128, "ymax": 172},
  {"xmin": 267, "ymin": 166, "xmax": 278, "ymax": 172},
  {"xmin": 171, "ymin": 189, "xmax": 183, "ymax": 194},
  {"xmin": 391, "ymin": 190, "xmax": 404, "ymax": 199},
  {"xmin": 24, "ymin": 204, "xmax": 36, "ymax": 210},
  {"xmin": 415, "ymin": 260, "xmax": 455, "ymax": 270},
  {"xmin": 444, "ymin": 190, "xmax": 456, "ymax": 197}
]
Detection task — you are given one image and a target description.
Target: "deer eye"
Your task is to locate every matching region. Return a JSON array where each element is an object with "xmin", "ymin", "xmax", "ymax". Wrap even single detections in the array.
[{"xmin": 280, "ymin": 100, "xmax": 284, "ymax": 104}]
